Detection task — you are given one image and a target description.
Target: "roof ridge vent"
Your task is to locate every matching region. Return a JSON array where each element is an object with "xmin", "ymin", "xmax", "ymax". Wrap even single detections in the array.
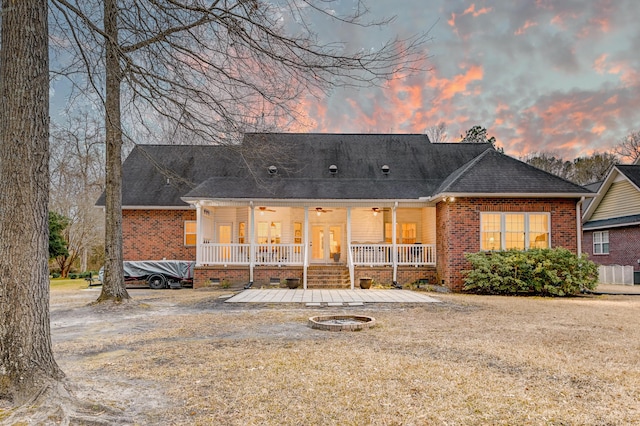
[
  {"xmin": 329, "ymin": 164, "xmax": 338, "ymax": 176},
  {"xmin": 268, "ymin": 165, "xmax": 278, "ymax": 176},
  {"xmin": 381, "ymin": 165, "xmax": 390, "ymax": 175}
]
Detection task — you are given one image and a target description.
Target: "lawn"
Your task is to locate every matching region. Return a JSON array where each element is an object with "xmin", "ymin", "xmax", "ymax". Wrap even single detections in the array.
[{"xmin": 41, "ymin": 286, "xmax": 640, "ymax": 424}]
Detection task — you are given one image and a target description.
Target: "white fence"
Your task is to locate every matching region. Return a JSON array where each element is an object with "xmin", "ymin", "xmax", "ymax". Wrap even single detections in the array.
[
  {"xmin": 598, "ymin": 265, "xmax": 634, "ymax": 285},
  {"xmin": 350, "ymin": 244, "xmax": 436, "ymax": 266}
]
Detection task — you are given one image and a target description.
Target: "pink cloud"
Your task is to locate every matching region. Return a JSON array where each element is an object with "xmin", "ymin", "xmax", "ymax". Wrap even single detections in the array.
[
  {"xmin": 515, "ymin": 20, "xmax": 538, "ymax": 35},
  {"xmin": 462, "ymin": 4, "xmax": 492, "ymax": 17}
]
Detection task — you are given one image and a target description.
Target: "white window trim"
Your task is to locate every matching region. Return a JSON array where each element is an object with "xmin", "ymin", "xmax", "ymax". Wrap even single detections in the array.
[
  {"xmin": 480, "ymin": 212, "xmax": 551, "ymax": 251},
  {"xmin": 592, "ymin": 230, "xmax": 609, "ymax": 255},
  {"xmin": 184, "ymin": 220, "xmax": 197, "ymax": 246}
]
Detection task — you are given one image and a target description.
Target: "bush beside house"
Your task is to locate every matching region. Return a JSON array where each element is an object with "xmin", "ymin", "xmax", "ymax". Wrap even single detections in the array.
[{"xmin": 463, "ymin": 248, "xmax": 598, "ymax": 296}]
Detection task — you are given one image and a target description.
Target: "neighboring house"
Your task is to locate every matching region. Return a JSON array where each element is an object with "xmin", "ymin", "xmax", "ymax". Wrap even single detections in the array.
[
  {"xmin": 582, "ymin": 164, "xmax": 640, "ymax": 283},
  {"xmin": 99, "ymin": 133, "xmax": 592, "ymax": 291}
]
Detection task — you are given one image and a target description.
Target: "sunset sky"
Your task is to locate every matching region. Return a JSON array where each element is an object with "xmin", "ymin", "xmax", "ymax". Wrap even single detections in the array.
[{"xmin": 299, "ymin": 0, "xmax": 640, "ymax": 160}]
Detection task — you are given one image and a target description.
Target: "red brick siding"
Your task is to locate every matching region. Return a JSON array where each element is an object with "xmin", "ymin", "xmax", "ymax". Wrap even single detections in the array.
[
  {"xmin": 436, "ymin": 198, "xmax": 580, "ymax": 291},
  {"xmin": 583, "ymin": 226, "xmax": 640, "ymax": 270},
  {"xmin": 123, "ymin": 209, "xmax": 196, "ymax": 261}
]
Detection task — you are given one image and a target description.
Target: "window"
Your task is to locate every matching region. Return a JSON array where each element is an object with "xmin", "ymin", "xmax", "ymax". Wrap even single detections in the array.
[
  {"xmin": 480, "ymin": 213, "xmax": 550, "ymax": 251},
  {"xmin": 258, "ymin": 221, "xmax": 281, "ymax": 244},
  {"xmin": 384, "ymin": 223, "xmax": 417, "ymax": 244},
  {"xmin": 593, "ymin": 231, "xmax": 609, "ymax": 254},
  {"xmin": 184, "ymin": 221, "xmax": 196, "ymax": 246},
  {"xmin": 238, "ymin": 222, "xmax": 246, "ymax": 244}
]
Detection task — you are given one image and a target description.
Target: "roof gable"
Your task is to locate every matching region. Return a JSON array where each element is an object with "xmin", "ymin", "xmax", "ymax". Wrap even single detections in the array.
[{"xmin": 583, "ymin": 164, "xmax": 640, "ymax": 224}]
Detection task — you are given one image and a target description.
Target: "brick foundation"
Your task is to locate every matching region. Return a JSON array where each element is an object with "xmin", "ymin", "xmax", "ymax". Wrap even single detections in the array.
[{"xmin": 194, "ymin": 265, "xmax": 436, "ymax": 288}]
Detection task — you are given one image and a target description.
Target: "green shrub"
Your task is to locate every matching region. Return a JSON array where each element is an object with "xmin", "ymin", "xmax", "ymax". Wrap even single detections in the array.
[
  {"xmin": 69, "ymin": 273, "xmax": 78, "ymax": 279},
  {"xmin": 51, "ymin": 272, "xmax": 61, "ymax": 279},
  {"xmin": 463, "ymin": 248, "xmax": 598, "ymax": 296}
]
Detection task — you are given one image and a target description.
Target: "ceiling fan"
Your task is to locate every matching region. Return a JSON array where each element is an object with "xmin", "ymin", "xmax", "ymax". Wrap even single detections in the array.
[
  {"xmin": 315, "ymin": 207, "xmax": 333, "ymax": 215},
  {"xmin": 368, "ymin": 207, "xmax": 390, "ymax": 216},
  {"xmin": 258, "ymin": 206, "xmax": 276, "ymax": 214}
]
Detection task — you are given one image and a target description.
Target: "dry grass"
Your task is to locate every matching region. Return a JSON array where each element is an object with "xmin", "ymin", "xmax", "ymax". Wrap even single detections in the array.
[{"xmin": 49, "ymin": 287, "xmax": 640, "ymax": 425}]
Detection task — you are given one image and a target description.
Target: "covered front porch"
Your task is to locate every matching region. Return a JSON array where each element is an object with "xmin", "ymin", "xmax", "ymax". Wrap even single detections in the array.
[{"xmin": 191, "ymin": 202, "xmax": 437, "ymax": 289}]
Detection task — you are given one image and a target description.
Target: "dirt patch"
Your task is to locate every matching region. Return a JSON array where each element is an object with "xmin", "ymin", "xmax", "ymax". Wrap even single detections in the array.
[{"xmin": 5, "ymin": 287, "xmax": 640, "ymax": 424}]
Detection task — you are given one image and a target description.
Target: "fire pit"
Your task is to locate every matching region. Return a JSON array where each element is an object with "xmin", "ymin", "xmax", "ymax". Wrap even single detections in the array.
[{"xmin": 308, "ymin": 315, "xmax": 376, "ymax": 331}]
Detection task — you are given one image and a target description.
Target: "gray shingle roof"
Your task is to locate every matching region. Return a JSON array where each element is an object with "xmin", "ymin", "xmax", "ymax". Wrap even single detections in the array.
[
  {"xmin": 434, "ymin": 149, "xmax": 592, "ymax": 195},
  {"xmin": 98, "ymin": 133, "xmax": 592, "ymax": 207},
  {"xmin": 616, "ymin": 165, "xmax": 640, "ymax": 189},
  {"xmin": 583, "ymin": 213, "xmax": 640, "ymax": 230}
]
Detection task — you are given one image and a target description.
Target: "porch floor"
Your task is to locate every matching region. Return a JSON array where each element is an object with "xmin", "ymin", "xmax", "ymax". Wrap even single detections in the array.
[{"xmin": 225, "ymin": 289, "xmax": 440, "ymax": 304}]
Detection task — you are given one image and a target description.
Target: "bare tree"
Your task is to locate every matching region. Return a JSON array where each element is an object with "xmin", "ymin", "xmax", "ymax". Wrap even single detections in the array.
[
  {"xmin": 613, "ymin": 130, "xmax": 640, "ymax": 164},
  {"xmin": 0, "ymin": 0, "xmax": 63, "ymax": 405},
  {"xmin": 50, "ymin": 0, "xmax": 428, "ymax": 302},
  {"xmin": 425, "ymin": 121, "xmax": 448, "ymax": 143},
  {"xmin": 523, "ymin": 152, "xmax": 573, "ymax": 181},
  {"xmin": 50, "ymin": 115, "xmax": 106, "ymax": 276},
  {"xmin": 524, "ymin": 151, "xmax": 617, "ymax": 185}
]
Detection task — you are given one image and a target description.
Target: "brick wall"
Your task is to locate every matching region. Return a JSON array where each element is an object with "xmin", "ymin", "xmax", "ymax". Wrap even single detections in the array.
[
  {"xmin": 194, "ymin": 266, "xmax": 436, "ymax": 288},
  {"xmin": 583, "ymin": 226, "xmax": 640, "ymax": 270},
  {"xmin": 123, "ymin": 209, "xmax": 196, "ymax": 261},
  {"xmin": 436, "ymin": 198, "xmax": 580, "ymax": 291}
]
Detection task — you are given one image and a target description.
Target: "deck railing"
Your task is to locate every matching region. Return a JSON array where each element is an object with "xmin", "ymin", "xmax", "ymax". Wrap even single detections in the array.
[
  {"xmin": 199, "ymin": 243, "xmax": 435, "ymax": 266},
  {"xmin": 350, "ymin": 244, "xmax": 436, "ymax": 266},
  {"xmin": 199, "ymin": 243, "xmax": 304, "ymax": 265}
]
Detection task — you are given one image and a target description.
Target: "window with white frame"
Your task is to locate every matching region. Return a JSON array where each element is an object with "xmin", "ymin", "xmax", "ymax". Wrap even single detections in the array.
[
  {"xmin": 480, "ymin": 213, "xmax": 550, "ymax": 251},
  {"xmin": 184, "ymin": 221, "xmax": 197, "ymax": 246},
  {"xmin": 593, "ymin": 231, "xmax": 609, "ymax": 254},
  {"xmin": 257, "ymin": 221, "xmax": 281, "ymax": 244}
]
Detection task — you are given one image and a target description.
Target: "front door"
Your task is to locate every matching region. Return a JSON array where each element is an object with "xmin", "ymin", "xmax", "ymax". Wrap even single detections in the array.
[
  {"xmin": 311, "ymin": 224, "xmax": 342, "ymax": 263},
  {"xmin": 218, "ymin": 223, "xmax": 232, "ymax": 260}
]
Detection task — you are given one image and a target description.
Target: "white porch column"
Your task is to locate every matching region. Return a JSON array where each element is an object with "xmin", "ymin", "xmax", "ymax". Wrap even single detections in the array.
[
  {"xmin": 303, "ymin": 207, "xmax": 309, "ymax": 289},
  {"xmin": 249, "ymin": 202, "xmax": 255, "ymax": 284},
  {"xmin": 392, "ymin": 202, "xmax": 398, "ymax": 283},
  {"xmin": 195, "ymin": 202, "xmax": 203, "ymax": 267},
  {"xmin": 347, "ymin": 207, "xmax": 354, "ymax": 289}
]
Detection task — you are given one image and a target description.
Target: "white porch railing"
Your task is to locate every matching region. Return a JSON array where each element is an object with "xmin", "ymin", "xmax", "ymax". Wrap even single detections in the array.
[
  {"xmin": 200, "ymin": 243, "xmax": 435, "ymax": 266},
  {"xmin": 200, "ymin": 243, "xmax": 250, "ymax": 265},
  {"xmin": 254, "ymin": 244, "xmax": 304, "ymax": 265},
  {"xmin": 350, "ymin": 244, "xmax": 436, "ymax": 266},
  {"xmin": 199, "ymin": 243, "xmax": 304, "ymax": 265}
]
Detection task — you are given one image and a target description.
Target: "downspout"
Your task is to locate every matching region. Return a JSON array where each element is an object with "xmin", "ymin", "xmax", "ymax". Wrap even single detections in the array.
[
  {"xmin": 392, "ymin": 202, "xmax": 398, "ymax": 284},
  {"xmin": 347, "ymin": 207, "xmax": 354, "ymax": 289},
  {"xmin": 576, "ymin": 197, "xmax": 584, "ymax": 257},
  {"xmin": 303, "ymin": 207, "xmax": 309, "ymax": 289}
]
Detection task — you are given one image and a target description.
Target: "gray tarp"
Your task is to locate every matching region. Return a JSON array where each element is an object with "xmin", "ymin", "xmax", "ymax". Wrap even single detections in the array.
[{"xmin": 123, "ymin": 260, "xmax": 195, "ymax": 280}]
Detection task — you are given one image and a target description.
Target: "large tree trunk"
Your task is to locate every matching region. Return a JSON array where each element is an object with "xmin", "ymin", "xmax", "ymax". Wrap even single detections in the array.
[
  {"xmin": 98, "ymin": 0, "xmax": 130, "ymax": 302},
  {"xmin": 0, "ymin": 0, "xmax": 64, "ymax": 403}
]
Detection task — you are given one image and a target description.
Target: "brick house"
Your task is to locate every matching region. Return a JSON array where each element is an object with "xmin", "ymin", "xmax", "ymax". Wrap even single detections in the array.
[
  {"xmin": 582, "ymin": 164, "xmax": 640, "ymax": 284},
  {"xmin": 106, "ymin": 133, "xmax": 592, "ymax": 291}
]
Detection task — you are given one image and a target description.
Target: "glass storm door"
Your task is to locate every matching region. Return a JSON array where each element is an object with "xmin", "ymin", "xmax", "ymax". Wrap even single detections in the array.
[
  {"xmin": 311, "ymin": 224, "xmax": 342, "ymax": 263},
  {"xmin": 218, "ymin": 224, "xmax": 232, "ymax": 260}
]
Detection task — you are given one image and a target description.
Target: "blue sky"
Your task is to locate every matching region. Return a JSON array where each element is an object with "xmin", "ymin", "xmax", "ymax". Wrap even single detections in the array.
[{"xmin": 296, "ymin": 0, "xmax": 640, "ymax": 159}]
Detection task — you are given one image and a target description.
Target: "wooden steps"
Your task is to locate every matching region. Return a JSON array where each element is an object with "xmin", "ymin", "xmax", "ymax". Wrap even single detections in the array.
[{"xmin": 306, "ymin": 266, "xmax": 350, "ymax": 289}]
